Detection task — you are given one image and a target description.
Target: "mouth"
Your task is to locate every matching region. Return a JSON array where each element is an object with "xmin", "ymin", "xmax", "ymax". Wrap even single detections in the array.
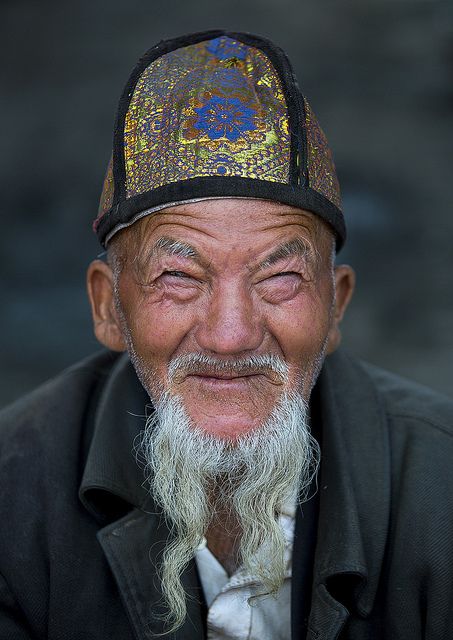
[
  {"xmin": 168, "ymin": 354, "xmax": 289, "ymax": 387},
  {"xmin": 184, "ymin": 372, "xmax": 266, "ymax": 391},
  {"xmin": 179, "ymin": 371, "xmax": 284, "ymax": 386},
  {"xmin": 192, "ymin": 372, "xmax": 259, "ymax": 380}
]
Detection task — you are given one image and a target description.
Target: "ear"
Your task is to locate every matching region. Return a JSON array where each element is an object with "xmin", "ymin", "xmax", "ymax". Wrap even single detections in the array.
[
  {"xmin": 326, "ymin": 264, "xmax": 355, "ymax": 354},
  {"xmin": 86, "ymin": 259, "xmax": 127, "ymax": 352}
]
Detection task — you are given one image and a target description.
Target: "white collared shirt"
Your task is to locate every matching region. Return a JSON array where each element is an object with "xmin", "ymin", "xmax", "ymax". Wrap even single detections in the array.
[{"xmin": 195, "ymin": 499, "xmax": 296, "ymax": 640}]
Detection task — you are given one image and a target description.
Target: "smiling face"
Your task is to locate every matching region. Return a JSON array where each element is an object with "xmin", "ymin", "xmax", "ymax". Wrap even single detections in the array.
[{"xmin": 88, "ymin": 198, "xmax": 354, "ymax": 440}]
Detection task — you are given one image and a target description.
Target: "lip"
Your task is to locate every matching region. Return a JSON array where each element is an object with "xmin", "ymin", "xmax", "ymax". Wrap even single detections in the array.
[
  {"xmin": 191, "ymin": 373, "xmax": 261, "ymax": 381},
  {"xmin": 185, "ymin": 373, "xmax": 265, "ymax": 389}
]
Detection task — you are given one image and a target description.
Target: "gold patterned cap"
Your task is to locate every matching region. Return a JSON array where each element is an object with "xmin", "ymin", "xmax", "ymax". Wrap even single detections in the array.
[{"xmin": 94, "ymin": 30, "xmax": 345, "ymax": 249}]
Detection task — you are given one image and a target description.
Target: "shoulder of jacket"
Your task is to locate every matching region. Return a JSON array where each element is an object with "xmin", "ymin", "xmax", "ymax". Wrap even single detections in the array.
[
  {"xmin": 358, "ymin": 357, "xmax": 453, "ymax": 439},
  {"xmin": 0, "ymin": 350, "xmax": 123, "ymax": 446}
]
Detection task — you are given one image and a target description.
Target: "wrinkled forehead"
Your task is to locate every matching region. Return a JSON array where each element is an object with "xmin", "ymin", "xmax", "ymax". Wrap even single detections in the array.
[{"xmin": 109, "ymin": 198, "xmax": 334, "ymax": 266}]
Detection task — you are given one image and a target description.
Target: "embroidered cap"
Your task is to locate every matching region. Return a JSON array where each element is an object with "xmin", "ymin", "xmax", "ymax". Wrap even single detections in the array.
[{"xmin": 94, "ymin": 30, "xmax": 346, "ymax": 249}]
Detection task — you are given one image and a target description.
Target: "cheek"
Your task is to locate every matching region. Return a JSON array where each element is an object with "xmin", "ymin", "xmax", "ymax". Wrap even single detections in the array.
[
  {"xmin": 123, "ymin": 294, "xmax": 197, "ymax": 366},
  {"xmin": 268, "ymin": 293, "xmax": 333, "ymax": 362}
]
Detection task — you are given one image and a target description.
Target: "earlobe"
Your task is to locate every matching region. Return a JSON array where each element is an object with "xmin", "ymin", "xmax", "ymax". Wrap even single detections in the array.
[
  {"xmin": 326, "ymin": 264, "xmax": 355, "ymax": 354},
  {"xmin": 86, "ymin": 260, "xmax": 127, "ymax": 352}
]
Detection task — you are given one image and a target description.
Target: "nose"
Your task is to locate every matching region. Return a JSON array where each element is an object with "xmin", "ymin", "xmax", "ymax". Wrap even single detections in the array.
[{"xmin": 194, "ymin": 281, "xmax": 264, "ymax": 355}]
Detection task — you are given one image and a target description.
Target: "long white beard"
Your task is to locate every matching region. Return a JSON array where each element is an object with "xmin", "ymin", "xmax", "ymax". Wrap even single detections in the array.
[{"xmin": 139, "ymin": 389, "xmax": 320, "ymax": 633}]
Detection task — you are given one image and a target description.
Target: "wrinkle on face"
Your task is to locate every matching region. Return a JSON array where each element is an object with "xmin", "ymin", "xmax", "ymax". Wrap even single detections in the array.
[
  {"xmin": 108, "ymin": 199, "xmax": 334, "ymax": 278},
  {"xmin": 108, "ymin": 198, "xmax": 337, "ymax": 439}
]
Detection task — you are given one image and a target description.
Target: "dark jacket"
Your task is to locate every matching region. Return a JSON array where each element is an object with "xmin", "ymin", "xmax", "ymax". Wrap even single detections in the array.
[{"xmin": 1, "ymin": 349, "xmax": 453, "ymax": 639}]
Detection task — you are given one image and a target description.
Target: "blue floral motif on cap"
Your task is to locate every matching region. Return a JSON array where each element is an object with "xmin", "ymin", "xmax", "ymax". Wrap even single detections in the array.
[
  {"xmin": 206, "ymin": 36, "xmax": 248, "ymax": 61},
  {"xmin": 194, "ymin": 96, "xmax": 256, "ymax": 142},
  {"xmin": 213, "ymin": 68, "xmax": 248, "ymax": 89}
]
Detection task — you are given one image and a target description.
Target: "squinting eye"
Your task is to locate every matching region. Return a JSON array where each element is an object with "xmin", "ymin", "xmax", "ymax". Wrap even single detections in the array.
[
  {"xmin": 162, "ymin": 270, "xmax": 190, "ymax": 279},
  {"xmin": 271, "ymin": 271, "xmax": 300, "ymax": 279},
  {"xmin": 257, "ymin": 270, "xmax": 302, "ymax": 304}
]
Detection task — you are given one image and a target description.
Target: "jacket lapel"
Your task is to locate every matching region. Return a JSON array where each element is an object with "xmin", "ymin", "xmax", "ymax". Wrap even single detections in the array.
[
  {"xmin": 293, "ymin": 351, "xmax": 391, "ymax": 639},
  {"xmin": 98, "ymin": 509, "xmax": 205, "ymax": 640},
  {"xmin": 306, "ymin": 585, "xmax": 350, "ymax": 640}
]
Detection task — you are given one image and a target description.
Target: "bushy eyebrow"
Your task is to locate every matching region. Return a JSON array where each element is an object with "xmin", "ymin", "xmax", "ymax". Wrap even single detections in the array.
[
  {"xmin": 152, "ymin": 236, "xmax": 200, "ymax": 260},
  {"xmin": 258, "ymin": 238, "xmax": 313, "ymax": 270},
  {"xmin": 135, "ymin": 236, "xmax": 199, "ymax": 267},
  {"xmin": 133, "ymin": 235, "xmax": 202, "ymax": 279}
]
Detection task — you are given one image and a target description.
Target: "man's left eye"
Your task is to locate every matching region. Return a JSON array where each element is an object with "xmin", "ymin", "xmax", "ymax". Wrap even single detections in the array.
[{"xmin": 271, "ymin": 271, "xmax": 300, "ymax": 279}]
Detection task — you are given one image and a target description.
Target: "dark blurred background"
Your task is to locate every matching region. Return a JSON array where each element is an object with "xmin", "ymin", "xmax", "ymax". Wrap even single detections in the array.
[{"xmin": 1, "ymin": 0, "xmax": 452, "ymax": 407}]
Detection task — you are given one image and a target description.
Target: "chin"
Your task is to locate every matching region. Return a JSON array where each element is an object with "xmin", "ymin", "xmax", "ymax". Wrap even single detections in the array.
[{"xmin": 189, "ymin": 413, "xmax": 263, "ymax": 442}]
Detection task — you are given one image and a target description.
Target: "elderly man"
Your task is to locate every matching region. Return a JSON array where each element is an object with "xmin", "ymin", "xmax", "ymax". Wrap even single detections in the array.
[{"xmin": 1, "ymin": 30, "xmax": 453, "ymax": 640}]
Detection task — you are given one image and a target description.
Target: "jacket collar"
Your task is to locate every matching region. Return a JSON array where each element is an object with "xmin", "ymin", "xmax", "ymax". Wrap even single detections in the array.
[{"xmin": 79, "ymin": 352, "xmax": 153, "ymax": 522}]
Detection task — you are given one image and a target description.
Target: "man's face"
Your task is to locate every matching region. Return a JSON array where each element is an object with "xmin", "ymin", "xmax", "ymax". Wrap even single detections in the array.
[{"xmin": 106, "ymin": 198, "xmax": 340, "ymax": 440}]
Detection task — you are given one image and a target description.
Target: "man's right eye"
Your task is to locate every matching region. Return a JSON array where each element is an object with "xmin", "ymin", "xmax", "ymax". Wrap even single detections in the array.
[{"xmin": 162, "ymin": 270, "xmax": 190, "ymax": 279}]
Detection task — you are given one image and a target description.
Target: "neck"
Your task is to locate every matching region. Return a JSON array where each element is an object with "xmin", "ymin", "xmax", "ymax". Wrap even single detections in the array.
[{"xmin": 205, "ymin": 496, "xmax": 242, "ymax": 575}]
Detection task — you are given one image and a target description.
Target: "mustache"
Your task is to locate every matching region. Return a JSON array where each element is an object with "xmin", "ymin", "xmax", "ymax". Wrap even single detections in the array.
[{"xmin": 167, "ymin": 353, "xmax": 289, "ymax": 385}]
